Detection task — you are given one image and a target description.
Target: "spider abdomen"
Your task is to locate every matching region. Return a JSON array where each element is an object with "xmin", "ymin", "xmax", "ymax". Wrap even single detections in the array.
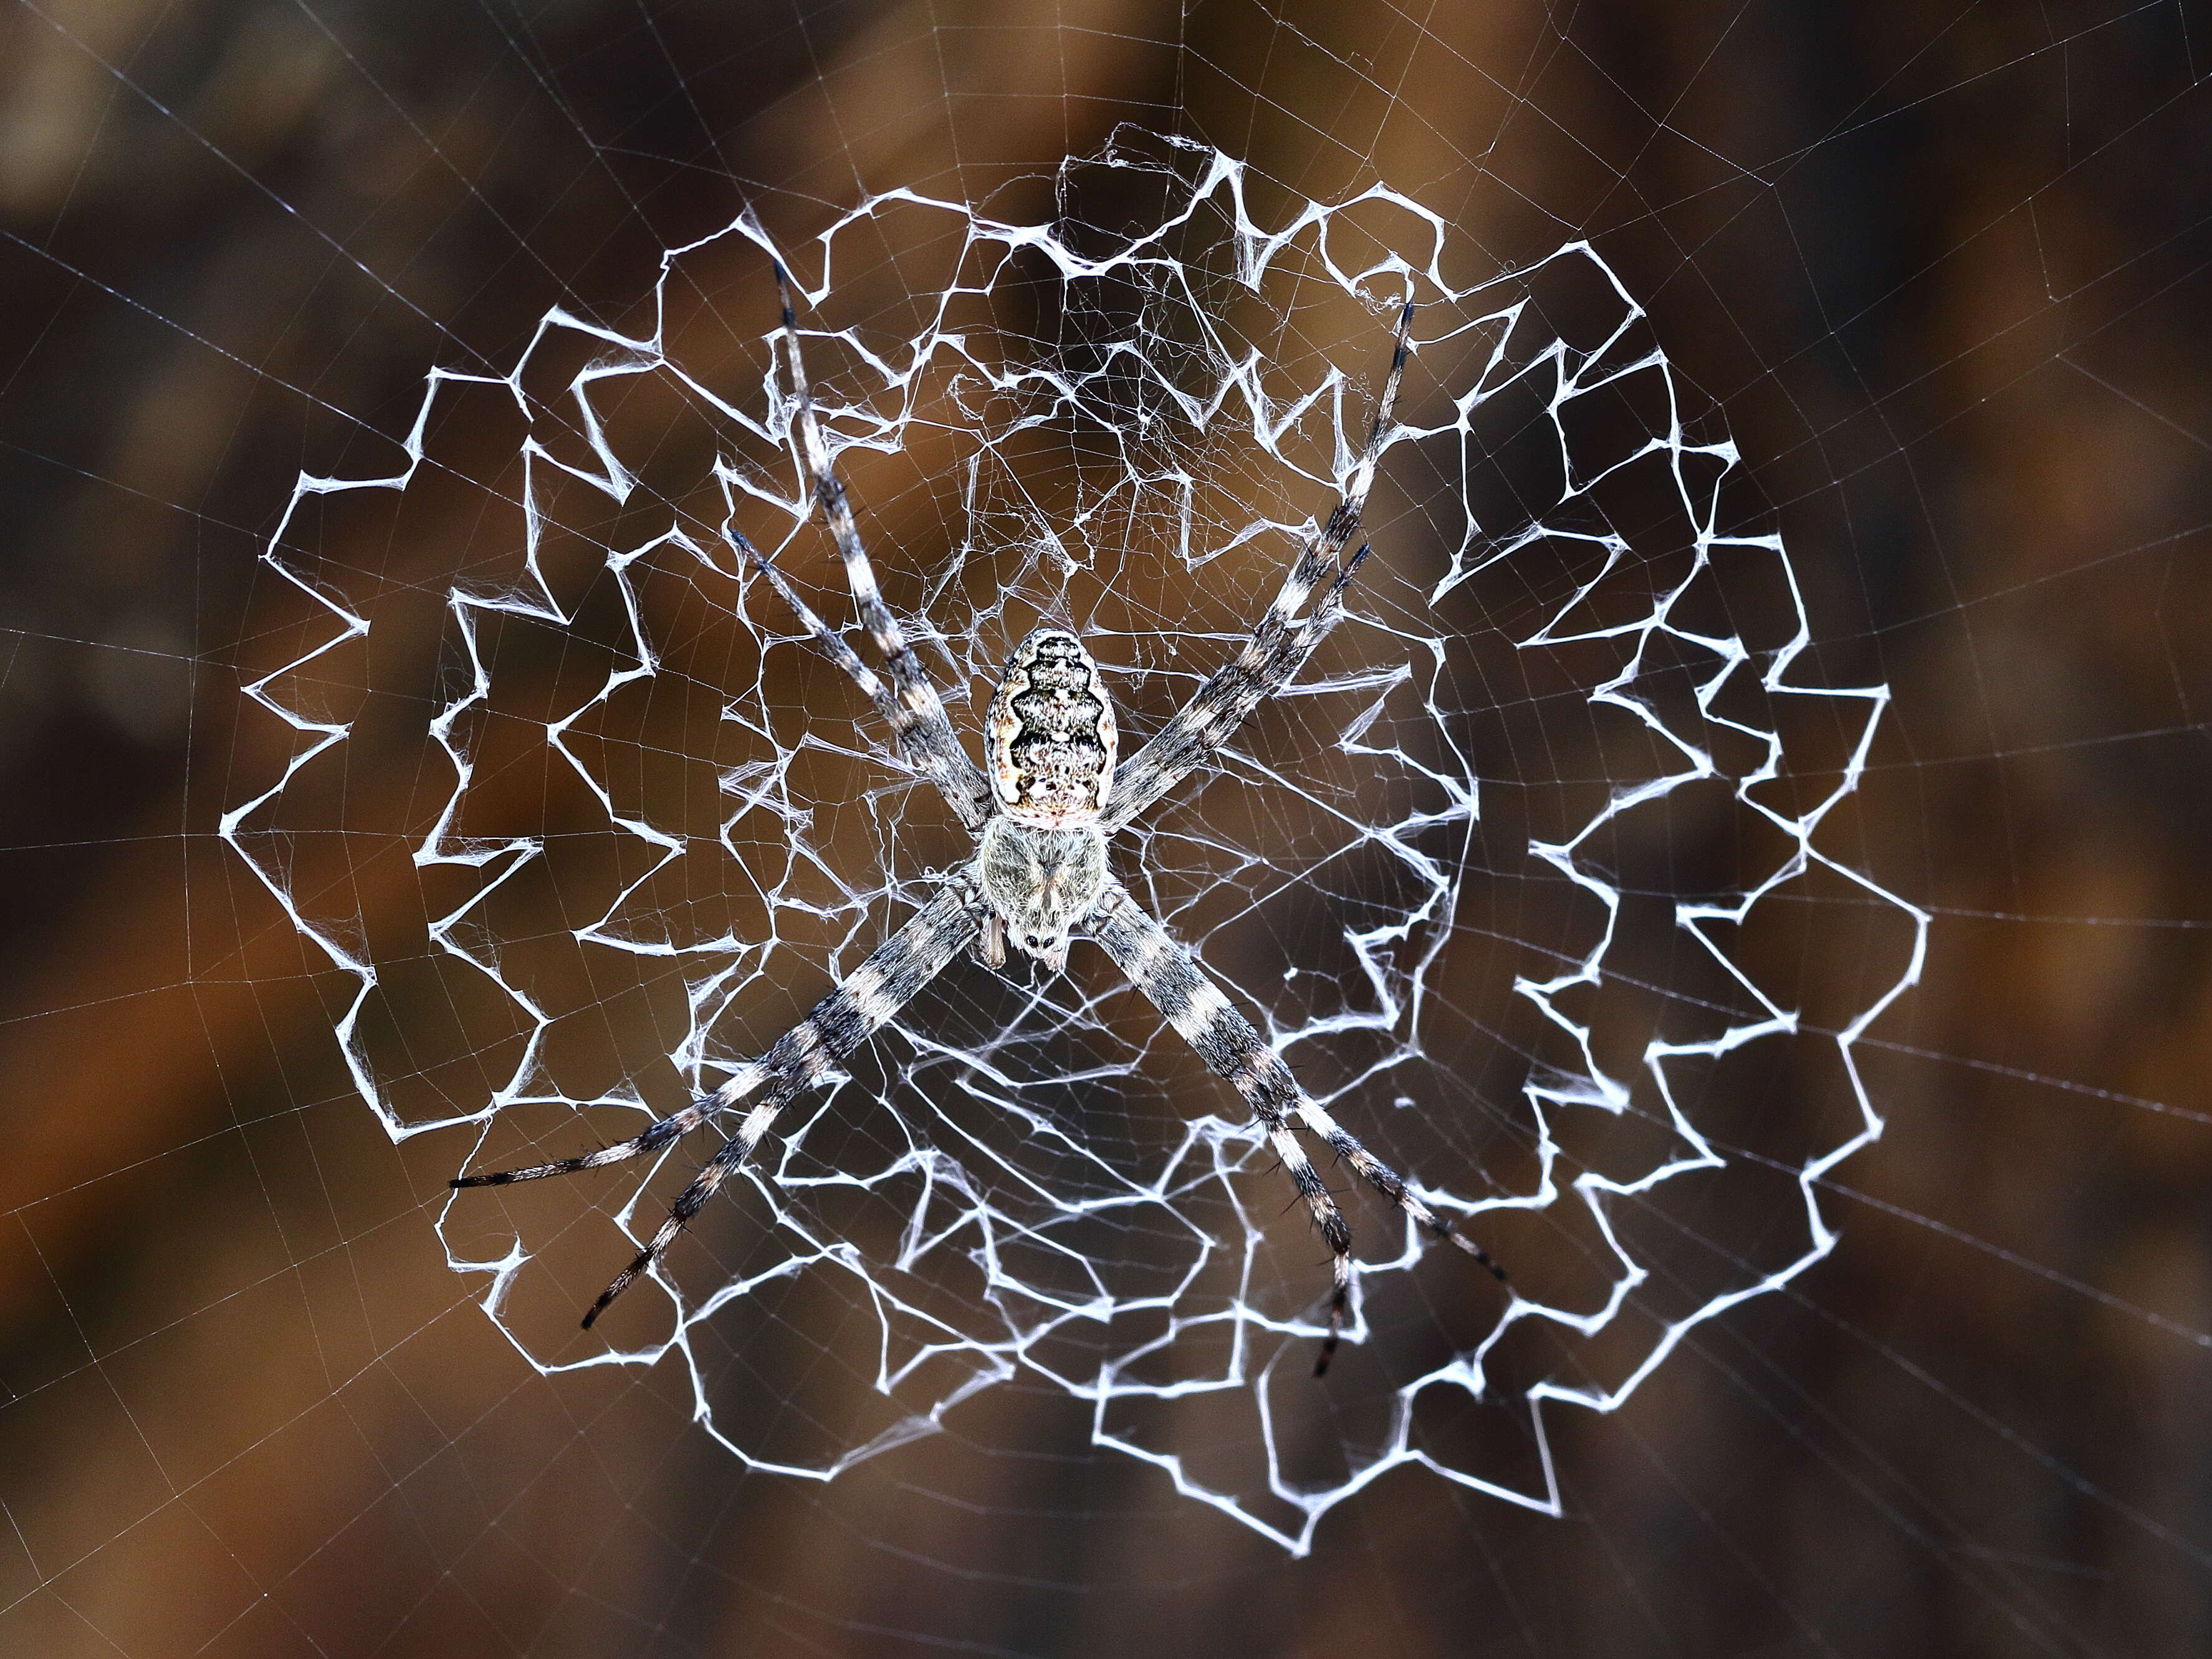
[{"xmin": 986, "ymin": 628, "xmax": 1116, "ymax": 827}]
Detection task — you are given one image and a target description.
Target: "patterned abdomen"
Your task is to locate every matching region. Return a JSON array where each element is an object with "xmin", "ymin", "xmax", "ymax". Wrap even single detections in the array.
[{"xmin": 985, "ymin": 628, "xmax": 1117, "ymax": 827}]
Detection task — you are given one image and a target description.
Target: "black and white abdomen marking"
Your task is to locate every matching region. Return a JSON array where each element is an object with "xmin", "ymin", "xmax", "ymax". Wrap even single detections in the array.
[
  {"xmin": 985, "ymin": 628, "xmax": 1116, "ymax": 827},
  {"xmin": 976, "ymin": 628, "xmax": 1116, "ymax": 970}
]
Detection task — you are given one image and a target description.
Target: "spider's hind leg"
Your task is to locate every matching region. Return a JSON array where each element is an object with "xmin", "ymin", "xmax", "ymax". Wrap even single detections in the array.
[
  {"xmin": 1099, "ymin": 300, "xmax": 1419, "ymax": 837},
  {"xmin": 767, "ymin": 267, "xmax": 990, "ymax": 834}
]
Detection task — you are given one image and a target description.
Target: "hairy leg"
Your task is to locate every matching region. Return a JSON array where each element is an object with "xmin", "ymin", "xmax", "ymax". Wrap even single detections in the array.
[
  {"xmin": 453, "ymin": 884, "xmax": 984, "ymax": 1326},
  {"xmin": 770, "ymin": 269, "xmax": 990, "ymax": 831},
  {"xmin": 1084, "ymin": 881, "xmax": 1501, "ymax": 1375},
  {"xmin": 1104, "ymin": 300, "xmax": 1417, "ymax": 833},
  {"xmin": 730, "ymin": 524, "xmax": 990, "ymax": 830}
]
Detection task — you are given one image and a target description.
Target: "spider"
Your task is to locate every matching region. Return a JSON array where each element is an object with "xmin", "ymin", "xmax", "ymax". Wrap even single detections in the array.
[{"xmin": 453, "ymin": 277, "xmax": 1505, "ymax": 1375}]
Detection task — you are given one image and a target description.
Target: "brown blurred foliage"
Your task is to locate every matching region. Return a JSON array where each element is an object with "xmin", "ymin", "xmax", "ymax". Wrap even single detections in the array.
[{"xmin": 0, "ymin": 1, "xmax": 2208, "ymax": 1655}]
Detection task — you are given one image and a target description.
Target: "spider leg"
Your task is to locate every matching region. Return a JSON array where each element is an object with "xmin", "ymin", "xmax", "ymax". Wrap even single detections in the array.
[
  {"xmin": 452, "ymin": 884, "xmax": 982, "ymax": 1327},
  {"xmin": 1084, "ymin": 881, "xmax": 1501, "ymax": 1377},
  {"xmin": 580, "ymin": 1071, "xmax": 807, "ymax": 1329},
  {"xmin": 1287, "ymin": 1092, "xmax": 1508, "ymax": 1281},
  {"xmin": 770, "ymin": 267, "xmax": 991, "ymax": 832},
  {"xmin": 729, "ymin": 525, "xmax": 989, "ymax": 830},
  {"xmin": 448, "ymin": 1075, "xmax": 759, "ymax": 1188},
  {"xmin": 1104, "ymin": 299, "xmax": 1416, "ymax": 836}
]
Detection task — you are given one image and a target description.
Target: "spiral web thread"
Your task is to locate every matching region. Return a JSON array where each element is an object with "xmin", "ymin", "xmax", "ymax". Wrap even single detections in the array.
[{"xmin": 221, "ymin": 134, "xmax": 1927, "ymax": 1554}]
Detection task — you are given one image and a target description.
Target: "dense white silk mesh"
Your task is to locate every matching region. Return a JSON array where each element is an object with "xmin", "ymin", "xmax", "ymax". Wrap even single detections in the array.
[{"xmin": 225, "ymin": 134, "xmax": 1923, "ymax": 1552}]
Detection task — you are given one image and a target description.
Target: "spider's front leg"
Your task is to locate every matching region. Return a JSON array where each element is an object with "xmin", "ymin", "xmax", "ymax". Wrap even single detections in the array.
[
  {"xmin": 1084, "ymin": 881, "xmax": 1505, "ymax": 1375},
  {"xmin": 451, "ymin": 884, "xmax": 985, "ymax": 1328}
]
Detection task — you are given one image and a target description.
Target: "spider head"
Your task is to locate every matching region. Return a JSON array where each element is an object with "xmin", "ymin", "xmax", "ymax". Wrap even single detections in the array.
[
  {"xmin": 976, "ymin": 816, "xmax": 1108, "ymax": 974},
  {"xmin": 985, "ymin": 628, "xmax": 1116, "ymax": 828}
]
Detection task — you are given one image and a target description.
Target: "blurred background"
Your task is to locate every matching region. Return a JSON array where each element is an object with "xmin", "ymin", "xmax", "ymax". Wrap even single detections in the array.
[{"xmin": 1, "ymin": 0, "xmax": 2208, "ymax": 1654}]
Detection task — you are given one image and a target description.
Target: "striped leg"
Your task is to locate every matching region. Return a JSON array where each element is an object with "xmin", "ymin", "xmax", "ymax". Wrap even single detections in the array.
[
  {"xmin": 730, "ymin": 525, "xmax": 990, "ymax": 831},
  {"xmin": 772, "ymin": 268, "xmax": 991, "ymax": 832},
  {"xmin": 452, "ymin": 885, "xmax": 983, "ymax": 1328},
  {"xmin": 1103, "ymin": 301, "xmax": 1417, "ymax": 836},
  {"xmin": 1084, "ymin": 882, "xmax": 1501, "ymax": 1375}
]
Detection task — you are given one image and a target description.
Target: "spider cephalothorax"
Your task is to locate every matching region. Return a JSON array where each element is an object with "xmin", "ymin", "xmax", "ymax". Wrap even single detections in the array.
[
  {"xmin": 977, "ymin": 628, "xmax": 1116, "ymax": 971},
  {"xmin": 454, "ymin": 280, "xmax": 1504, "ymax": 1374}
]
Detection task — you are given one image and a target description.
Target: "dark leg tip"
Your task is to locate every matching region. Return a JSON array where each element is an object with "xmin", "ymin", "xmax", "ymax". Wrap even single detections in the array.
[
  {"xmin": 583, "ymin": 1256, "xmax": 649, "ymax": 1331},
  {"xmin": 1445, "ymin": 1228, "xmax": 1509, "ymax": 1282}
]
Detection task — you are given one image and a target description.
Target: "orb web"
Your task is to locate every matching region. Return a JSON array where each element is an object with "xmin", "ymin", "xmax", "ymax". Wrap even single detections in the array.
[{"xmin": 223, "ymin": 131, "xmax": 1925, "ymax": 1554}]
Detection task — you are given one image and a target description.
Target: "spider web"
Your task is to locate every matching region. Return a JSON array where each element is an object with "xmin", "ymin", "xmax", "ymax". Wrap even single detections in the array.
[
  {"xmin": 223, "ymin": 131, "xmax": 1923, "ymax": 1552},
  {"xmin": 7, "ymin": 1, "xmax": 2212, "ymax": 1652}
]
